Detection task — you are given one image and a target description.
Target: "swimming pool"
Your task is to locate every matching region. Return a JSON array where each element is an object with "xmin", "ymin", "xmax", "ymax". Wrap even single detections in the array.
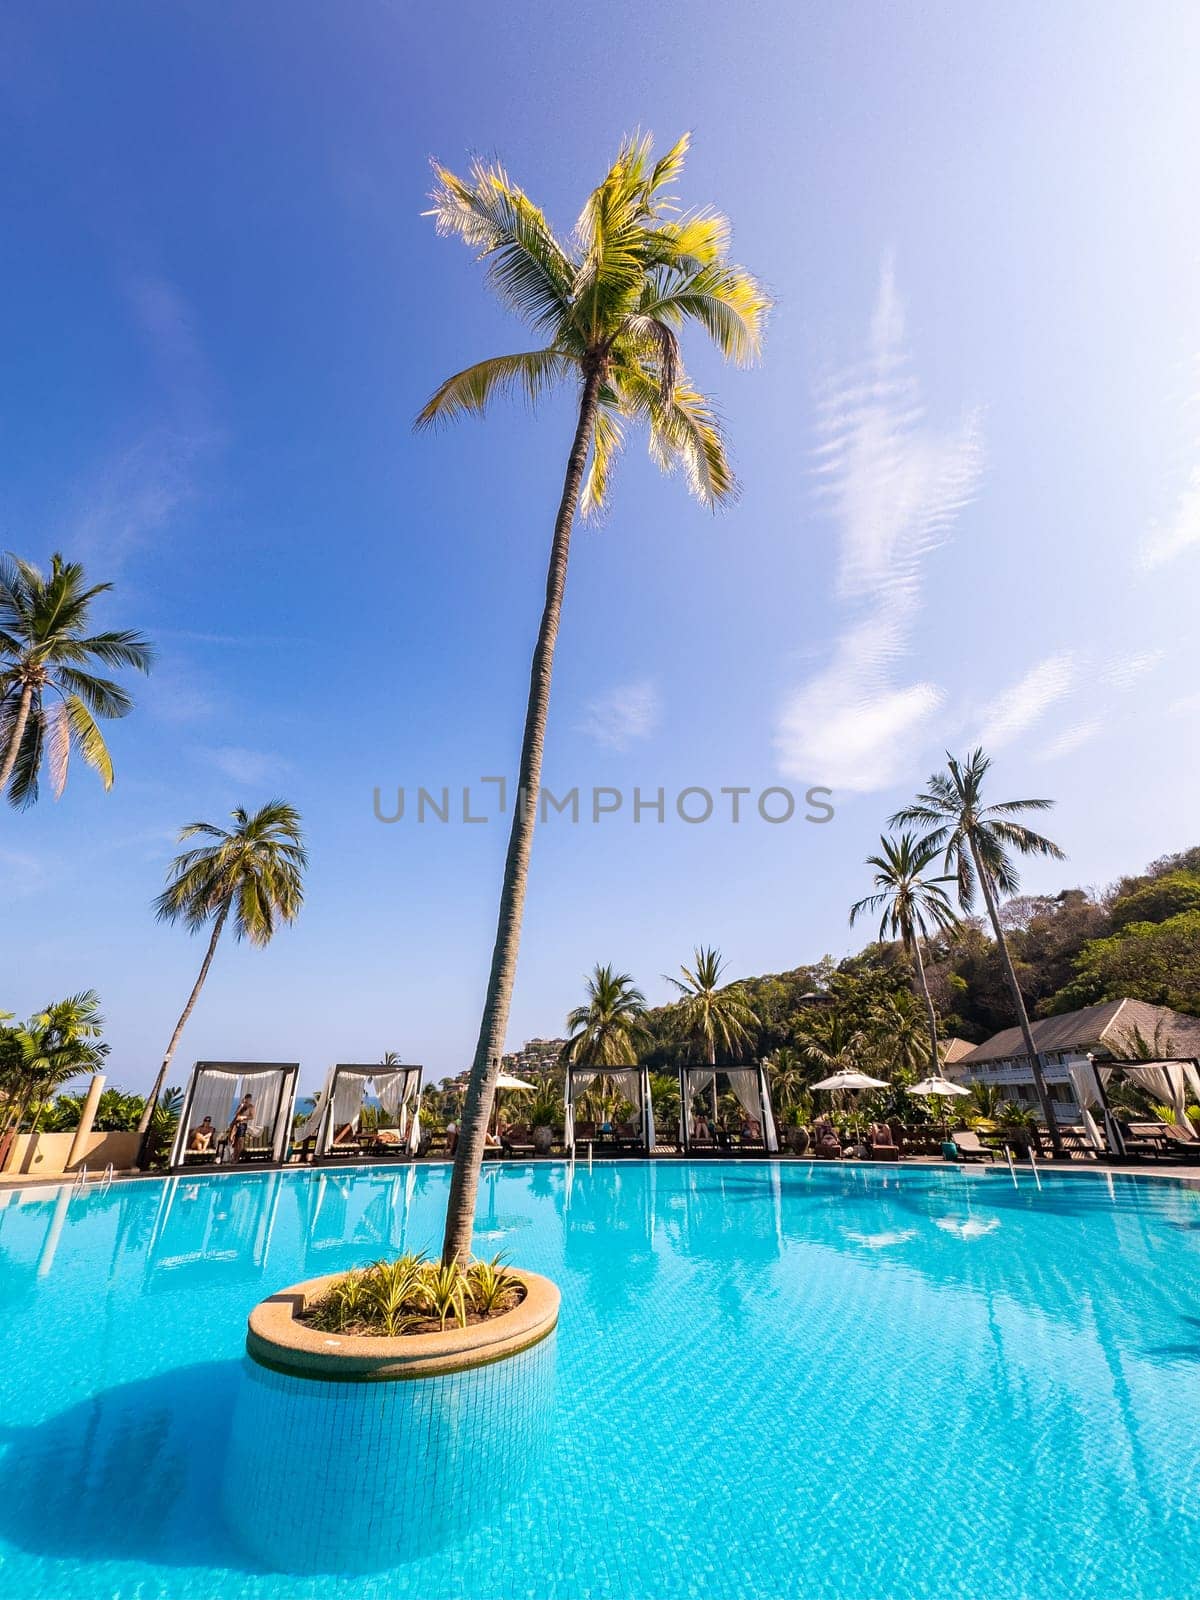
[{"xmin": 1, "ymin": 1160, "xmax": 1198, "ymax": 1599}]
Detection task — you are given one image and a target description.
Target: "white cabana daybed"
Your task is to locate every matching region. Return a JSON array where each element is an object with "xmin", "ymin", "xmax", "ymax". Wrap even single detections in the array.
[
  {"xmin": 1100, "ymin": 1057, "xmax": 1200, "ymax": 1148},
  {"xmin": 564, "ymin": 1064, "xmax": 655, "ymax": 1155},
  {"xmin": 678, "ymin": 1062, "xmax": 779, "ymax": 1154},
  {"xmin": 170, "ymin": 1062, "xmax": 299, "ymax": 1169},
  {"xmin": 307, "ymin": 1063, "xmax": 424, "ymax": 1161}
]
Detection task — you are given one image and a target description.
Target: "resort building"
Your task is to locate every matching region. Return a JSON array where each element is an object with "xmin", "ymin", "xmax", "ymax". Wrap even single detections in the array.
[
  {"xmin": 944, "ymin": 998, "xmax": 1200, "ymax": 1113},
  {"xmin": 502, "ymin": 1037, "xmax": 566, "ymax": 1076}
]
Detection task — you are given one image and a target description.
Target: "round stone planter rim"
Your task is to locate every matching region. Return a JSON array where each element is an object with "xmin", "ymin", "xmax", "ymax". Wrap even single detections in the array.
[{"xmin": 245, "ymin": 1267, "xmax": 559, "ymax": 1382}]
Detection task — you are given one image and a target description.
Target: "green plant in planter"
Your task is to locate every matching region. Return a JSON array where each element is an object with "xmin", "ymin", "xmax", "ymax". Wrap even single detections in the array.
[
  {"xmin": 368, "ymin": 1257, "xmax": 428, "ymax": 1336},
  {"xmin": 420, "ymin": 1261, "xmax": 471, "ymax": 1332},
  {"xmin": 468, "ymin": 1254, "xmax": 519, "ymax": 1315},
  {"xmin": 304, "ymin": 1252, "xmax": 523, "ymax": 1337}
]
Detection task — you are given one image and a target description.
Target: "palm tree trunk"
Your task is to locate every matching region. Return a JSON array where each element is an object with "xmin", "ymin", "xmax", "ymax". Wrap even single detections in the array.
[
  {"xmin": 910, "ymin": 936, "xmax": 941, "ymax": 1078},
  {"xmin": 969, "ymin": 839, "xmax": 1063, "ymax": 1156},
  {"xmin": 135, "ymin": 900, "xmax": 231, "ymax": 1157},
  {"xmin": 441, "ymin": 363, "xmax": 604, "ymax": 1264},
  {"xmin": 0, "ymin": 683, "xmax": 34, "ymax": 794}
]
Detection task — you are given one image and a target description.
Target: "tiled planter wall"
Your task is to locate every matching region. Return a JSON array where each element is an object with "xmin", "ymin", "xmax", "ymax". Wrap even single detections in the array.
[{"xmin": 223, "ymin": 1334, "xmax": 556, "ymax": 1572}]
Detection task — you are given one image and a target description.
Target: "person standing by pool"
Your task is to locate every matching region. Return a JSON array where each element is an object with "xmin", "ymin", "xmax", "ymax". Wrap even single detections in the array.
[{"xmin": 228, "ymin": 1094, "xmax": 255, "ymax": 1159}]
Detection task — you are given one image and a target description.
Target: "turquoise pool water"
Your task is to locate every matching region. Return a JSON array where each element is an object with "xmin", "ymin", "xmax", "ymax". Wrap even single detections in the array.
[{"xmin": 1, "ymin": 1160, "xmax": 1199, "ymax": 1598}]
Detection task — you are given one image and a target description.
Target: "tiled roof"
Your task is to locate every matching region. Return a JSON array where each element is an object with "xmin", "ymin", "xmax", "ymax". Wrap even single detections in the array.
[{"xmin": 961, "ymin": 998, "xmax": 1200, "ymax": 1064}]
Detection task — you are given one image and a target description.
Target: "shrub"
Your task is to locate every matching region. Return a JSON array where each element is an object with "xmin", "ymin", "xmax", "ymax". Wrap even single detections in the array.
[{"xmin": 303, "ymin": 1253, "xmax": 523, "ymax": 1337}]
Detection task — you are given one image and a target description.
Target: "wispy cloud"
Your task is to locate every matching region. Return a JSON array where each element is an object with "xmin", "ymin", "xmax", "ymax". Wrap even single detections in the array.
[
  {"xmin": 198, "ymin": 746, "xmax": 292, "ymax": 786},
  {"xmin": 775, "ymin": 261, "xmax": 983, "ymax": 792},
  {"xmin": 1102, "ymin": 649, "xmax": 1164, "ymax": 690},
  {"xmin": 976, "ymin": 653, "xmax": 1078, "ymax": 750},
  {"xmin": 70, "ymin": 272, "xmax": 220, "ymax": 568},
  {"xmin": 1140, "ymin": 364, "xmax": 1200, "ymax": 570},
  {"xmin": 578, "ymin": 680, "xmax": 662, "ymax": 751},
  {"xmin": 1037, "ymin": 719, "xmax": 1102, "ymax": 761},
  {"xmin": 1141, "ymin": 466, "xmax": 1200, "ymax": 570}
]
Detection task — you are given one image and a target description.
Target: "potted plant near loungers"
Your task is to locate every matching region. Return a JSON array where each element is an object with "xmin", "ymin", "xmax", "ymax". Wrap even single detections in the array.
[
  {"xmin": 782, "ymin": 1107, "xmax": 810, "ymax": 1155},
  {"xmin": 528, "ymin": 1092, "xmax": 560, "ymax": 1156},
  {"xmin": 998, "ymin": 1100, "xmax": 1039, "ymax": 1157}
]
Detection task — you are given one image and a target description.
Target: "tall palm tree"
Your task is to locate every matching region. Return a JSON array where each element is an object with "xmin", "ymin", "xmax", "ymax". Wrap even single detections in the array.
[
  {"xmin": 561, "ymin": 964, "xmax": 648, "ymax": 1067},
  {"xmin": 136, "ymin": 802, "xmax": 307, "ymax": 1152},
  {"xmin": 0, "ymin": 552, "xmax": 152, "ymax": 806},
  {"xmin": 665, "ymin": 946, "xmax": 758, "ymax": 1067},
  {"xmin": 892, "ymin": 748, "xmax": 1067, "ymax": 1154},
  {"xmin": 849, "ymin": 832, "xmax": 959, "ymax": 1079},
  {"xmin": 421, "ymin": 134, "xmax": 768, "ymax": 1262}
]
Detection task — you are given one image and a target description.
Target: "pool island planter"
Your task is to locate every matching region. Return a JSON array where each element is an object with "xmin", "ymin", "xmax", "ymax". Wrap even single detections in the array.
[
  {"xmin": 246, "ymin": 1267, "xmax": 560, "ymax": 1381},
  {"xmin": 225, "ymin": 1267, "xmax": 560, "ymax": 1572}
]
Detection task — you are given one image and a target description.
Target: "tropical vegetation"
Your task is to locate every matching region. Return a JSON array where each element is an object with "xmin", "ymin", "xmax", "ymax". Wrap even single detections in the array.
[
  {"xmin": 0, "ymin": 551, "xmax": 152, "ymax": 806},
  {"xmin": 0, "ymin": 992, "xmax": 109, "ymax": 1162},
  {"xmin": 561, "ymin": 964, "xmax": 648, "ymax": 1066},
  {"xmin": 137, "ymin": 801, "xmax": 307, "ymax": 1151},
  {"xmin": 891, "ymin": 748, "xmax": 1068, "ymax": 1154},
  {"xmin": 302, "ymin": 1253, "xmax": 523, "ymax": 1337},
  {"xmin": 850, "ymin": 832, "xmax": 958, "ymax": 1078},
  {"xmin": 419, "ymin": 132, "xmax": 768, "ymax": 1262}
]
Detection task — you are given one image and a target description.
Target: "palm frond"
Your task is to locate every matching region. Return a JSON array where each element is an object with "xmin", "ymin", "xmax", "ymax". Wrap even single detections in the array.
[{"xmin": 415, "ymin": 348, "xmax": 573, "ymax": 430}]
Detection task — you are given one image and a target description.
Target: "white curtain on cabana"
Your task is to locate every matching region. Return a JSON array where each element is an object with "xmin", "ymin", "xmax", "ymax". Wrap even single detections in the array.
[
  {"xmin": 174, "ymin": 1069, "xmax": 241, "ymax": 1163},
  {"xmin": 725, "ymin": 1067, "xmax": 780, "ymax": 1152},
  {"xmin": 566, "ymin": 1067, "xmax": 649, "ymax": 1151},
  {"xmin": 680, "ymin": 1070, "xmax": 718, "ymax": 1139},
  {"xmin": 238, "ymin": 1070, "xmax": 283, "ymax": 1153},
  {"xmin": 1117, "ymin": 1060, "xmax": 1200, "ymax": 1139},
  {"xmin": 318, "ymin": 1070, "xmax": 369, "ymax": 1156},
  {"xmin": 376, "ymin": 1068, "xmax": 422, "ymax": 1152},
  {"xmin": 1068, "ymin": 1060, "xmax": 1123, "ymax": 1154}
]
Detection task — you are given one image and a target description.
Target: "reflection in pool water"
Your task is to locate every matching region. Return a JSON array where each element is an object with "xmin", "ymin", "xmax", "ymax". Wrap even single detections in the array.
[{"xmin": 0, "ymin": 1161, "xmax": 1198, "ymax": 1598}]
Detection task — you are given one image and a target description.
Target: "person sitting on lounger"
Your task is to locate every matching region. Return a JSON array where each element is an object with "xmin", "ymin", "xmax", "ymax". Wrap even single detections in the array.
[
  {"xmin": 740, "ymin": 1113, "xmax": 762, "ymax": 1141},
  {"xmin": 187, "ymin": 1116, "xmax": 216, "ymax": 1153},
  {"xmin": 693, "ymin": 1112, "xmax": 711, "ymax": 1141},
  {"xmin": 485, "ymin": 1126, "xmax": 501, "ymax": 1148},
  {"xmin": 814, "ymin": 1118, "xmax": 842, "ymax": 1157}
]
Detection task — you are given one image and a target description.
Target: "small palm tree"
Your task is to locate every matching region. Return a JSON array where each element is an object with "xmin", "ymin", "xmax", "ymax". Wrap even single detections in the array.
[
  {"xmin": 135, "ymin": 802, "xmax": 307, "ymax": 1150},
  {"xmin": 892, "ymin": 748, "xmax": 1066, "ymax": 1153},
  {"xmin": 850, "ymin": 832, "xmax": 958, "ymax": 1079},
  {"xmin": 766, "ymin": 1045, "xmax": 807, "ymax": 1110},
  {"xmin": 0, "ymin": 552, "xmax": 153, "ymax": 806},
  {"xmin": 868, "ymin": 990, "xmax": 929, "ymax": 1077},
  {"xmin": 422, "ymin": 134, "xmax": 768, "ymax": 1263},
  {"xmin": 0, "ymin": 992, "xmax": 109, "ymax": 1156},
  {"xmin": 561, "ymin": 964, "xmax": 648, "ymax": 1067},
  {"xmin": 665, "ymin": 946, "xmax": 758, "ymax": 1067}
]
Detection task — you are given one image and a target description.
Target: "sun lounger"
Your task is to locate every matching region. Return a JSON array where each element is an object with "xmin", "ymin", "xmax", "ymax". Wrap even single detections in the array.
[
  {"xmin": 946, "ymin": 1129, "xmax": 994, "ymax": 1163},
  {"xmin": 868, "ymin": 1123, "xmax": 900, "ymax": 1162}
]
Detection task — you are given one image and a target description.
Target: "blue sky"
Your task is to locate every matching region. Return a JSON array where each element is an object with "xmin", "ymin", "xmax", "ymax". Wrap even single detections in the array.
[{"xmin": 3, "ymin": 1, "xmax": 1199, "ymax": 1094}]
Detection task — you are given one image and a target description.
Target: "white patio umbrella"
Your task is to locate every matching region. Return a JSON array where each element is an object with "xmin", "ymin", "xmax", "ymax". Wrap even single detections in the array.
[
  {"xmin": 909, "ymin": 1077, "xmax": 971, "ymax": 1097},
  {"xmin": 811, "ymin": 1071, "xmax": 888, "ymax": 1091},
  {"xmin": 491, "ymin": 1071, "xmax": 536, "ymax": 1135}
]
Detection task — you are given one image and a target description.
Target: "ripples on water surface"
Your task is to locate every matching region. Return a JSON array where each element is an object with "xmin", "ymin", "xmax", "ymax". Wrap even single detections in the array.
[{"xmin": 1, "ymin": 1160, "xmax": 1198, "ymax": 1599}]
